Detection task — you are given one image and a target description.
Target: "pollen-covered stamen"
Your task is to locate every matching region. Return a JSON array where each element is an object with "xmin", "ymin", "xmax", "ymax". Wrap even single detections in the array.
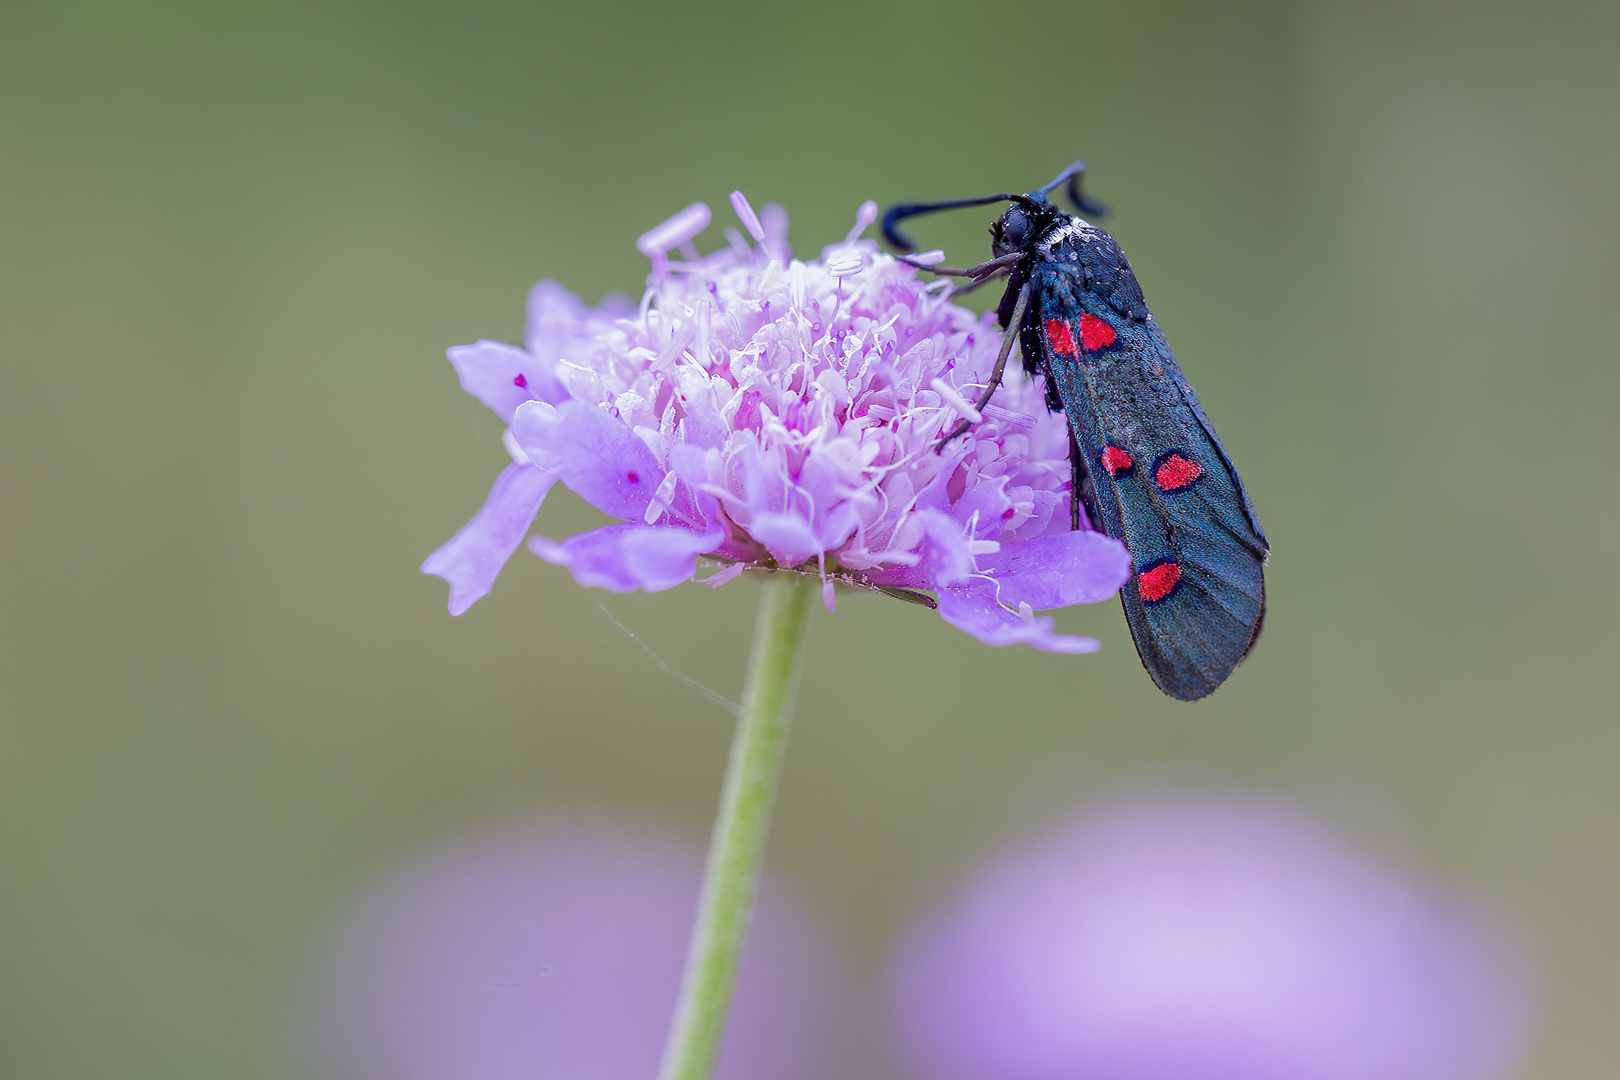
[
  {"xmin": 911, "ymin": 250, "xmax": 947, "ymax": 266},
  {"xmin": 729, "ymin": 190, "xmax": 765, "ymax": 243},
  {"xmin": 636, "ymin": 202, "xmax": 713, "ymax": 255},
  {"xmin": 826, "ymin": 250, "xmax": 864, "ymax": 277}
]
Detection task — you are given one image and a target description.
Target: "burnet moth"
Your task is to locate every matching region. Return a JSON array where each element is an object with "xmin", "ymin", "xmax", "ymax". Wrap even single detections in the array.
[{"xmin": 883, "ymin": 161, "xmax": 1267, "ymax": 700}]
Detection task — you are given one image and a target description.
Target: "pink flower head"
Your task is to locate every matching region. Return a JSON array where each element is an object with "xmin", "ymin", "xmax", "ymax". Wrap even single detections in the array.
[
  {"xmin": 888, "ymin": 796, "xmax": 1534, "ymax": 1080},
  {"xmin": 422, "ymin": 191, "xmax": 1130, "ymax": 651}
]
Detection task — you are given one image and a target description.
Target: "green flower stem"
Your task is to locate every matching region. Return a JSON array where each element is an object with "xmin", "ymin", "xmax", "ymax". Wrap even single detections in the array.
[{"xmin": 656, "ymin": 574, "xmax": 816, "ymax": 1080}]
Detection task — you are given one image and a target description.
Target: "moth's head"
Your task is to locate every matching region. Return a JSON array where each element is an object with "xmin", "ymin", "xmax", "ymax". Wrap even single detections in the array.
[{"xmin": 989, "ymin": 192, "xmax": 1062, "ymax": 258}]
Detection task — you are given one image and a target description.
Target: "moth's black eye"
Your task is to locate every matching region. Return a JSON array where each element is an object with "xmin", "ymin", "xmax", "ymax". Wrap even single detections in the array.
[{"xmin": 1000, "ymin": 209, "xmax": 1030, "ymax": 247}]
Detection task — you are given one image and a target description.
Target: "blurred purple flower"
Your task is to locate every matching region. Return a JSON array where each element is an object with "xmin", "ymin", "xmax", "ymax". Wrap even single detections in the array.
[
  {"xmin": 422, "ymin": 192, "xmax": 1130, "ymax": 652},
  {"xmin": 889, "ymin": 796, "xmax": 1533, "ymax": 1080},
  {"xmin": 307, "ymin": 818, "xmax": 841, "ymax": 1080}
]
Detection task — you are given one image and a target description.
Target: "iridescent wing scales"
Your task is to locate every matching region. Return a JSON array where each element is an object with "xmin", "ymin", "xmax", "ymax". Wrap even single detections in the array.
[{"xmin": 1033, "ymin": 290, "xmax": 1267, "ymax": 701}]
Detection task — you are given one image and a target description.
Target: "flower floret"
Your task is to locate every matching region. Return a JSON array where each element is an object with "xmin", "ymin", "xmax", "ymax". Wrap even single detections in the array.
[{"xmin": 423, "ymin": 191, "xmax": 1131, "ymax": 651}]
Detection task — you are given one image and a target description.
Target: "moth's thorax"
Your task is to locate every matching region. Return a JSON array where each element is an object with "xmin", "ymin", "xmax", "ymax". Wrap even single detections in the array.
[
  {"xmin": 1028, "ymin": 216, "xmax": 1151, "ymax": 324},
  {"xmin": 1035, "ymin": 215, "xmax": 1097, "ymax": 256}
]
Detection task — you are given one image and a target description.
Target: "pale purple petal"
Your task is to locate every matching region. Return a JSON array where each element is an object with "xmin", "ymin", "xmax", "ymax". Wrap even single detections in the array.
[
  {"xmin": 912, "ymin": 449, "xmax": 973, "ymax": 516},
  {"xmin": 919, "ymin": 511, "xmax": 975, "ymax": 588},
  {"xmin": 815, "ymin": 502, "xmax": 862, "ymax": 553},
  {"xmin": 950, "ymin": 474, "xmax": 1013, "ymax": 539},
  {"xmin": 936, "ymin": 583, "xmax": 1100, "ymax": 654},
  {"xmin": 525, "ymin": 280, "xmax": 635, "ymax": 363},
  {"xmin": 422, "ymin": 463, "xmax": 558, "ymax": 615},
  {"xmin": 529, "ymin": 524, "xmax": 722, "ymax": 592},
  {"xmin": 447, "ymin": 341, "xmax": 568, "ymax": 424},
  {"xmin": 749, "ymin": 513, "xmax": 822, "ymax": 566},
  {"xmin": 511, "ymin": 400, "xmax": 663, "ymax": 521},
  {"xmin": 978, "ymin": 531, "xmax": 1131, "ymax": 610}
]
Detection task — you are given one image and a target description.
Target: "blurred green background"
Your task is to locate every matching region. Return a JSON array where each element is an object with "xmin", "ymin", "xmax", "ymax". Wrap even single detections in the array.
[{"xmin": 3, "ymin": 0, "xmax": 1617, "ymax": 1076}]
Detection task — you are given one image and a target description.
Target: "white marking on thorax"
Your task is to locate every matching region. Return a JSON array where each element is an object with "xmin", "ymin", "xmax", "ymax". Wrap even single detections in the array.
[{"xmin": 1037, "ymin": 216, "xmax": 1093, "ymax": 256}]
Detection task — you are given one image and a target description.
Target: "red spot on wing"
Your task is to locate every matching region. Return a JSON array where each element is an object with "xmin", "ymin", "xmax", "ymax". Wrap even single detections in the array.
[
  {"xmin": 1044, "ymin": 318, "xmax": 1078, "ymax": 357},
  {"xmin": 1154, "ymin": 452, "xmax": 1204, "ymax": 492},
  {"xmin": 513, "ymin": 373, "xmax": 528, "ymax": 388},
  {"xmin": 1137, "ymin": 561, "xmax": 1182, "ymax": 603},
  {"xmin": 1101, "ymin": 445, "xmax": 1134, "ymax": 477},
  {"xmin": 1079, "ymin": 313, "xmax": 1117, "ymax": 351}
]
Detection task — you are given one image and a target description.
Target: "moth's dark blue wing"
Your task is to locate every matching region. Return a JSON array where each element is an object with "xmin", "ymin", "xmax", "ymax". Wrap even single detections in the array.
[{"xmin": 1035, "ymin": 298, "xmax": 1267, "ymax": 701}]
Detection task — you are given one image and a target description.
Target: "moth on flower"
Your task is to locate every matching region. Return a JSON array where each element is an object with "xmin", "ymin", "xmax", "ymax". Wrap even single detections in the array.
[{"xmin": 422, "ymin": 191, "xmax": 1131, "ymax": 652}]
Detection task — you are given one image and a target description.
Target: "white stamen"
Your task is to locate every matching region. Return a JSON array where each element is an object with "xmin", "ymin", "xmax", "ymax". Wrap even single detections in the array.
[
  {"xmin": 723, "ymin": 226, "xmax": 752, "ymax": 258},
  {"xmin": 790, "ymin": 260, "xmax": 806, "ymax": 309},
  {"xmin": 761, "ymin": 203, "xmax": 790, "ymax": 261},
  {"xmin": 729, "ymin": 190, "xmax": 766, "ymax": 242},
  {"xmin": 637, "ymin": 202, "xmax": 712, "ymax": 255},
  {"xmin": 931, "ymin": 378, "xmax": 982, "ymax": 423},
  {"xmin": 695, "ymin": 299, "xmax": 712, "ymax": 367},
  {"xmin": 843, "ymin": 199, "xmax": 879, "ymax": 245},
  {"xmin": 758, "ymin": 259, "xmax": 783, "ymax": 292},
  {"xmin": 910, "ymin": 249, "xmax": 947, "ymax": 266},
  {"xmin": 645, "ymin": 471, "xmax": 681, "ymax": 524},
  {"xmin": 968, "ymin": 539, "xmax": 1001, "ymax": 556}
]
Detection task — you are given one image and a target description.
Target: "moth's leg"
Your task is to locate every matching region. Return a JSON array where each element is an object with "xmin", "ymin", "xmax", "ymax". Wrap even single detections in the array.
[
  {"xmin": 944, "ymin": 268, "xmax": 1009, "ymax": 299},
  {"xmin": 1066, "ymin": 425, "xmax": 1102, "ymax": 531},
  {"xmin": 1070, "ymin": 427, "xmax": 1084, "ymax": 531},
  {"xmin": 935, "ymin": 280, "xmax": 1032, "ymax": 452},
  {"xmin": 896, "ymin": 251, "xmax": 1021, "ymax": 278}
]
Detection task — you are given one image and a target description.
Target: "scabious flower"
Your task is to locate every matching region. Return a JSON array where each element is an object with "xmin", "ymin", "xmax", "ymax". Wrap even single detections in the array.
[
  {"xmin": 305, "ymin": 817, "xmax": 842, "ymax": 1080},
  {"xmin": 422, "ymin": 191, "xmax": 1130, "ymax": 651},
  {"xmin": 887, "ymin": 795, "xmax": 1534, "ymax": 1080}
]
